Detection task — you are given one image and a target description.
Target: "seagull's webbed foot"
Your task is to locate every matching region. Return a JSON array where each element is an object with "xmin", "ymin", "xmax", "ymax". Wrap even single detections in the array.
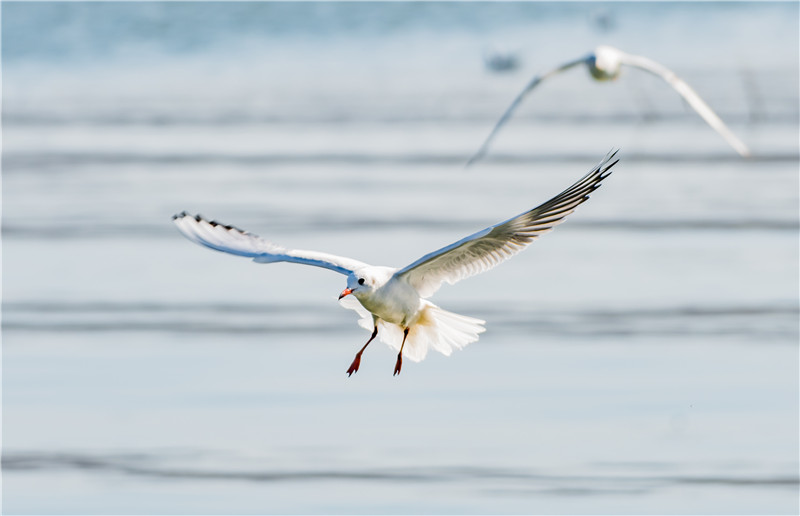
[
  {"xmin": 393, "ymin": 353, "xmax": 402, "ymax": 376},
  {"xmin": 393, "ymin": 327, "xmax": 410, "ymax": 377},
  {"xmin": 346, "ymin": 353, "xmax": 362, "ymax": 377},
  {"xmin": 346, "ymin": 325, "xmax": 378, "ymax": 377}
]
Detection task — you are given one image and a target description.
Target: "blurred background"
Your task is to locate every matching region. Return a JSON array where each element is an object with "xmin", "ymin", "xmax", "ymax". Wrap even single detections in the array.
[{"xmin": 2, "ymin": 2, "xmax": 798, "ymax": 514}]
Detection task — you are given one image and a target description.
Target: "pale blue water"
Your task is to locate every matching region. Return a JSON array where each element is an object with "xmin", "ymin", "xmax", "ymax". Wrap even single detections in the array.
[{"xmin": 2, "ymin": 2, "xmax": 799, "ymax": 515}]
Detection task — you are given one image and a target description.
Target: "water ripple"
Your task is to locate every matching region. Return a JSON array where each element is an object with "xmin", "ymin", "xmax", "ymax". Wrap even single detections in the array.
[
  {"xmin": 3, "ymin": 218, "xmax": 797, "ymax": 240},
  {"xmin": 3, "ymin": 451, "xmax": 796, "ymax": 491},
  {"xmin": 4, "ymin": 301, "xmax": 796, "ymax": 341},
  {"xmin": 3, "ymin": 150, "xmax": 799, "ymax": 170}
]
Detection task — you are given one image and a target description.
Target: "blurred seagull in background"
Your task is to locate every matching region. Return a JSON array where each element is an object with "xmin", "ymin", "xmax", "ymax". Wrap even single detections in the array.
[
  {"xmin": 173, "ymin": 152, "xmax": 618, "ymax": 377},
  {"xmin": 483, "ymin": 46, "xmax": 521, "ymax": 73},
  {"xmin": 467, "ymin": 45, "xmax": 751, "ymax": 166}
]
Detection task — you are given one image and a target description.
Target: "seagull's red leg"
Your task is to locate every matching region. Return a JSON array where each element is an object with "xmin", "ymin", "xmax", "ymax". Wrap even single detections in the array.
[
  {"xmin": 393, "ymin": 328, "xmax": 410, "ymax": 376},
  {"xmin": 347, "ymin": 325, "xmax": 378, "ymax": 376}
]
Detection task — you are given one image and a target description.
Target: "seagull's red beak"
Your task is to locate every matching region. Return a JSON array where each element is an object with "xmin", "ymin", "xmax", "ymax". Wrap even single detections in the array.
[{"xmin": 338, "ymin": 288, "xmax": 353, "ymax": 300}]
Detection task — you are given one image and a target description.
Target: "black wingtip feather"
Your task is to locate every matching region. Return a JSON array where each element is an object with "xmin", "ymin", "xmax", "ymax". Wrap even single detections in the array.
[{"xmin": 172, "ymin": 211, "xmax": 249, "ymax": 235}]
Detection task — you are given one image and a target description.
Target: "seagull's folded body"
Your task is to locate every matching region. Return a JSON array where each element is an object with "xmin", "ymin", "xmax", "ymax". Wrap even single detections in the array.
[{"xmin": 173, "ymin": 151, "xmax": 618, "ymax": 375}]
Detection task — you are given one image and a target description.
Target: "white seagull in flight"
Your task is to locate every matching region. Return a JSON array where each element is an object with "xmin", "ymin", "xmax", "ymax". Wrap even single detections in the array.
[
  {"xmin": 467, "ymin": 45, "xmax": 751, "ymax": 166},
  {"xmin": 173, "ymin": 152, "xmax": 618, "ymax": 376}
]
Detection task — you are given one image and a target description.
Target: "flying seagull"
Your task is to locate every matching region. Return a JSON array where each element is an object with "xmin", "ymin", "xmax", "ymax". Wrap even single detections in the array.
[
  {"xmin": 467, "ymin": 45, "xmax": 750, "ymax": 166},
  {"xmin": 173, "ymin": 152, "xmax": 618, "ymax": 376}
]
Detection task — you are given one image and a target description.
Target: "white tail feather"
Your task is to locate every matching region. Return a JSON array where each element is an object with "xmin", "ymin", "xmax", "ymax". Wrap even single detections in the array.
[
  {"xmin": 339, "ymin": 297, "xmax": 485, "ymax": 362},
  {"xmin": 379, "ymin": 301, "xmax": 485, "ymax": 362}
]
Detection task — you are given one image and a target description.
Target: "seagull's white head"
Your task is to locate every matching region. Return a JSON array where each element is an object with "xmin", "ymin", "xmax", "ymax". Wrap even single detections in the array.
[
  {"xmin": 588, "ymin": 45, "xmax": 624, "ymax": 80},
  {"xmin": 338, "ymin": 266, "xmax": 396, "ymax": 301},
  {"xmin": 339, "ymin": 269, "xmax": 378, "ymax": 300}
]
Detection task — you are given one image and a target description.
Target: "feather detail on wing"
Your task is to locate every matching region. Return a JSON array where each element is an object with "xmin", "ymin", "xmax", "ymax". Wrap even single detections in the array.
[
  {"xmin": 172, "ymin": 212, "xmax": 367, "ymax": 275},
  {"xmin": 396, "ymin": 151, "xmax": 618, "ymax": 298}
]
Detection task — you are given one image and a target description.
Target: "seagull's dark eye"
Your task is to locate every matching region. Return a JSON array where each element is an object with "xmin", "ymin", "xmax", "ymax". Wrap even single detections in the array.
[{"xmin": 358, "ymin": 278, "xmax": 365, "ymax": 285}]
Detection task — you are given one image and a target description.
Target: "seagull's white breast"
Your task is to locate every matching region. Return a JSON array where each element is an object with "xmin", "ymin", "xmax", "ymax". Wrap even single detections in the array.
[{"xmin": 355, "ymin": 276, "xmax": 422, "ymax": 327}]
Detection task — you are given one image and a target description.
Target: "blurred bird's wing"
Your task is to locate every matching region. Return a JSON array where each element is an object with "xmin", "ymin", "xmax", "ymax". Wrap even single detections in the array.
[
  {"xmin": 173, "ymin": 213, "xmax": 368, "ymax": 276},
  {"xmin": 618, "ymin": 50, "xmax": 751, "ymax": 157},
  {"xmin": 397, "ymin": 151, "xmax": 618, "ymax": 298},
  {"xmin": 466, "ymin": 55, "xmax": 589, "ymax": 167}
]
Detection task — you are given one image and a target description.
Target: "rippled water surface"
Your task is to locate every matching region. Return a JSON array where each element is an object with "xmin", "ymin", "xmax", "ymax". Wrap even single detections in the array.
[{"xmin": 2, "ymin": 2, "xmax": 799, "ymax": 514}]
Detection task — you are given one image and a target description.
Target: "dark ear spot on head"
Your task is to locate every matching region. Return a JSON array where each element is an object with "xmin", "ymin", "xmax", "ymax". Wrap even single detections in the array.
[{"xmin": 358, "ymin": 278, "xmax": 365, "ymax": 285}]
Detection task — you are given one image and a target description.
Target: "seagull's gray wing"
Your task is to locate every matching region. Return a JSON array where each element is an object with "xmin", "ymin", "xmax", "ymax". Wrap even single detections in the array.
[
  {"xmin": 466, "ymin": 55, "xmax": 589, "ymax": 167},
  {"xmin": 397, "ymin": 151, "xmax": 618, "ymax": 298},
  {"xmin": 173, "ymin": 213, "xmax": 368, "ymax": 276},
  {"xmin": 618, "ymin": 50, "xmax": 751, "ymax": 158}
]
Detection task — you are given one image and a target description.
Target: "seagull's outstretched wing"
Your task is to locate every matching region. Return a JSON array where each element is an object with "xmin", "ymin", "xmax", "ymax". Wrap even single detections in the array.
[
  {"xmin": 618, "ymin": 51, "xmax": 751, "ymax": 158},
  {"xmin": 173, "ymin": 213, "xmax": 368, "ymax": 276},
  {"xmin": 396, "ymin": 151, "xmax": 618, "ymax": 298},
  {"xmin": 466, "ymin": 55, "xmax": 589, "ymax": 167}
]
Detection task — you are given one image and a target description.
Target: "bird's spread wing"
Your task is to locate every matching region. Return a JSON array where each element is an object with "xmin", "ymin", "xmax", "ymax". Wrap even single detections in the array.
[
  {"xmin": 396, "ymin": 151, "xmax": 618, "ymax": 298},
  {"xmin": 466, "ymin": 55, "xmax": 589, "ymax": 167},
  {"xmin": 172, "ymin": 212, "xmax": 368, "ymax": 276},
  {"xmin": 618, "ymin": 51, "xmax": 751, "ymax": 158}
]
